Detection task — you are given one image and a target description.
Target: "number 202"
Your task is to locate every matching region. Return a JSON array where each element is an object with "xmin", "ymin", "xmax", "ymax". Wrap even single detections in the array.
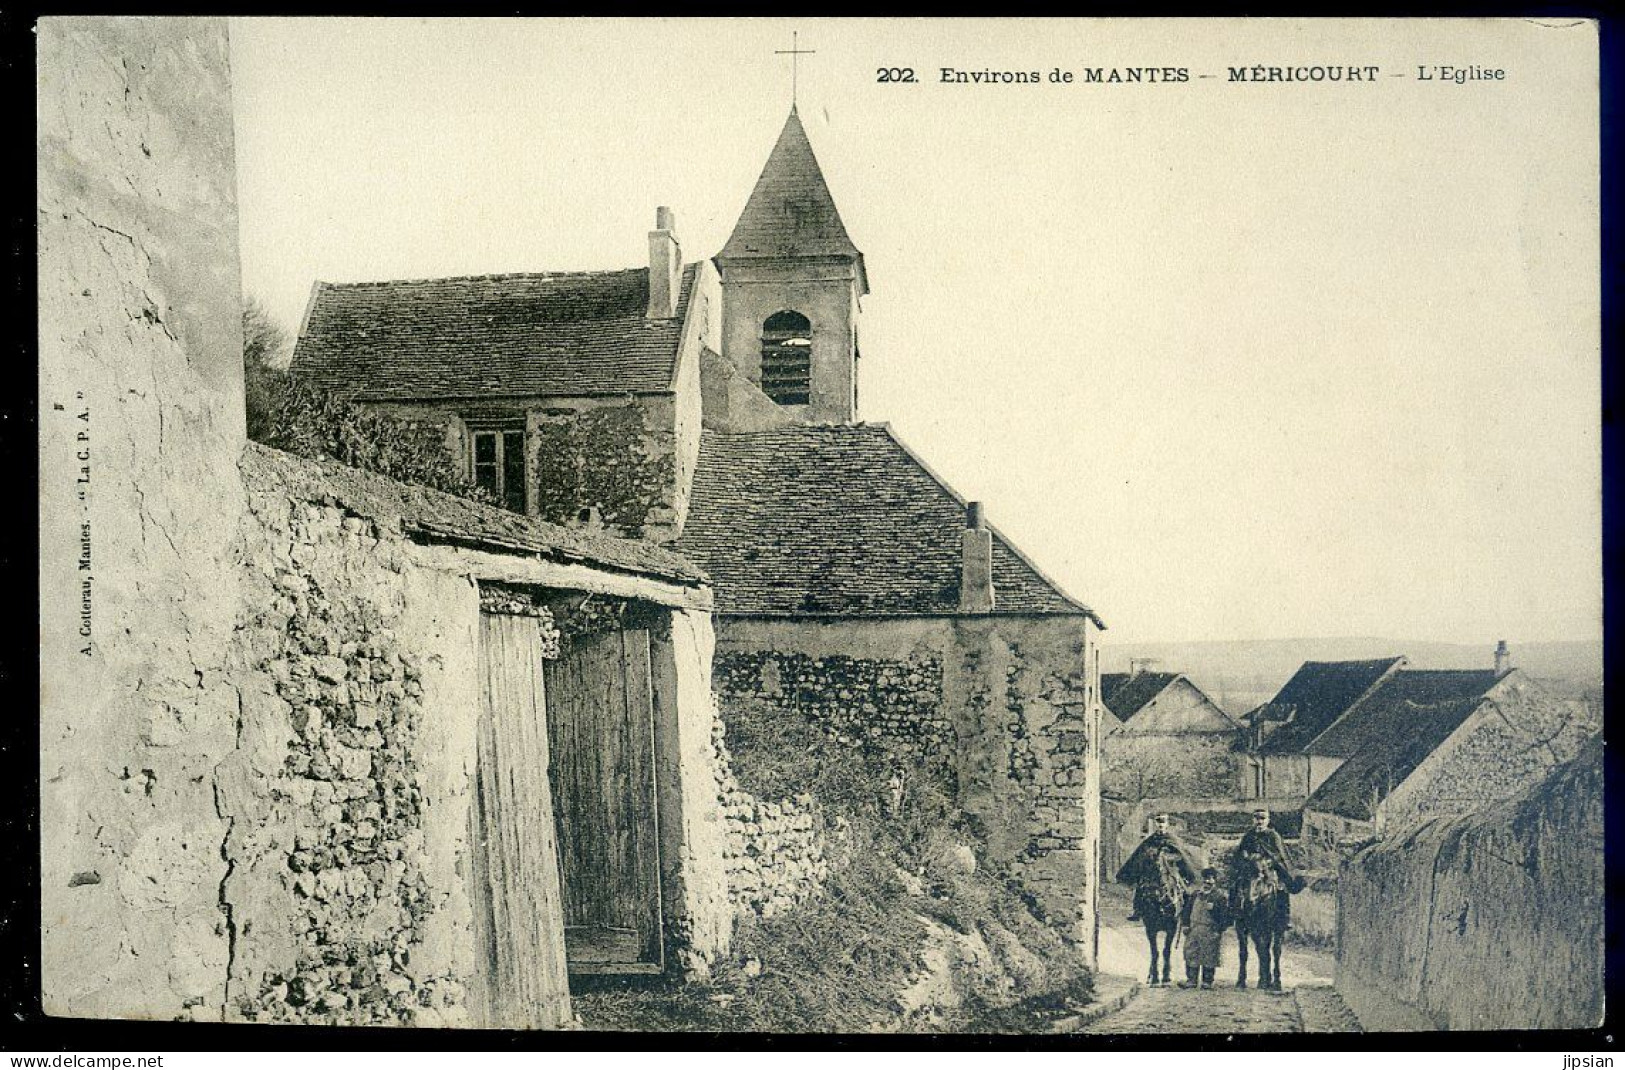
[{"xmin": 877, "ymin": 67, "xmax": 916, "ymax": 83}]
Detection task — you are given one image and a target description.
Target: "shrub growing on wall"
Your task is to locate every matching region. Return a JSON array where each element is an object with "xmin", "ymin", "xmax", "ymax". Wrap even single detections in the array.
[{"xmin": 261, "ymin": 377, "xmax": 490, "ymax": 502}]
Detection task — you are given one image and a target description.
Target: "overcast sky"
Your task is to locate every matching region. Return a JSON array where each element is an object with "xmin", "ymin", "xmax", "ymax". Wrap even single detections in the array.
[{"xmin": 229, "ymin": 17, "xmax": 1600, "ymax": 645}]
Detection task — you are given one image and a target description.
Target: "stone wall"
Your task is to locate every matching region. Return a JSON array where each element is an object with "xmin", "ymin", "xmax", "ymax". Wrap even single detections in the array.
[
  {"xmin": 651, "ymin": 610, "xmax": 733, "ymax": 973},
  {"xmin": 1259, "ymin": 754, "xmax": 1313, "ymax": 802},
  {"xmin": 39, "ymin": 15, "xmax": 247, "ymax": 1020},
  {"xmin": 712, "ymin": 614, "xmax": 1101, "ymax": 952},
  {"xmin": 944, "ymin": 617, "xmax": 1099, "ymax": 947},
  {"xmin": 1099, "ymin": 796, "xmax": 1130, "ymax": 878},
  {"xmin": 669, "ymin": 261, "xmax": 718, "ymax": 533},
  {"xmin": 1336, "ymin": 739, "xmax": 1604, "ymax": 1031},
  {"xmin": 1302, "ymin": 808, "xmax": 1371, "ymax": 849},
  {"xmin": 714, "ymin": 650, "xmax": 953, "ymax": 782},
  {"xmin": 221, "ymin": 449, "xmax": 485, "ymax": 1026},
  {"xmin": 698, "ymin": 345, "xmax": 801, "ymax": 434},
  {"xmin": 710, "ymin": 718, "xmax": 837, "ymax": 921},
  {"xmin": 364, "ymin": 396, "xmax": 683, "ymax": 539}
]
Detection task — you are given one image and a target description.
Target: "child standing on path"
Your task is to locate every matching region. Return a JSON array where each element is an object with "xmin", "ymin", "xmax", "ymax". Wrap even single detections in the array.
[{"xmin": 1178, "ymin": 867, "xmax": 1232, "ymax": 989}]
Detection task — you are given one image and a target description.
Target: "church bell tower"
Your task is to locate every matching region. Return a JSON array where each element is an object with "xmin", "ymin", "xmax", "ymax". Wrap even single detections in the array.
[{"xmin": 715, "ymin": 106, "xmax": 868, "ymax": 424}]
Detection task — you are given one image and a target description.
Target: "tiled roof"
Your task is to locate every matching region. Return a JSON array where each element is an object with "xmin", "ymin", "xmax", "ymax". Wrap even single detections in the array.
[
  {"xmin": 718, "ymin": 107, "xmax": 867, "ymax": 291},
  {"xmin": 241, "ymin": 443, "xmax": 707, "ymax": 587},
  {"xmin": 1307, "ymin": 670, "xmax": 1500, "ymax": 760},
  {"xmin": 1304, "ymin": 670, "xmax": 1501, "ymax": 819},
  {"xmin": 1252, "ymin": 658, "xmax": 1405, "ymax": 755},
  {"xmin": 674, "ymin": 424, "xmax": 1100, "ymax": 621},
  {"xmin": 289, "ymin": 265, "xmax": 698, "ymax": 401},
  {"xmin": 1101, "ymin": 672, "xmax": 1180, "ymax": 720}
]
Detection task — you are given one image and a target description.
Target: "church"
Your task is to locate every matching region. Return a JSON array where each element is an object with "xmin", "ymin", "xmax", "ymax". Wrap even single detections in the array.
[{"xmin": 291, "ymin": 105, "xmax": 1109, "ymax": 955}]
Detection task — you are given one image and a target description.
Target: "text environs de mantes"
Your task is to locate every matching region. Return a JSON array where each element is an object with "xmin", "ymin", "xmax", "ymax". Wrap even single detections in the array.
[{"xmin": 941, "ymin": 67, "xmax": 1192, "ymax": 84}]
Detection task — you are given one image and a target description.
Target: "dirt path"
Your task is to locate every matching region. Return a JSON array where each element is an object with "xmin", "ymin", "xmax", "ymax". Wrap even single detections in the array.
[{"xmin": 1082, "ymin": 885, "xmax": 1359, "ymax": 1034}]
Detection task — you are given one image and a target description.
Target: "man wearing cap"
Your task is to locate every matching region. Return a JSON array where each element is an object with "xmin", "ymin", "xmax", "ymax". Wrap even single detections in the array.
[
  {"xmin": 1235, "ymin": 808, "xmax": 1306, "ymax": 934},
  {"xmin": 1116, "ymin": 813, "xmax": 1203, "ymax": 920},
  {"xmin": 1178, "ymin": 867, "xmax": 1232, "ymax": 989},
  {"xmin": 1237, "ymin": 809, "xmax": 1304, "ymax": 891}
]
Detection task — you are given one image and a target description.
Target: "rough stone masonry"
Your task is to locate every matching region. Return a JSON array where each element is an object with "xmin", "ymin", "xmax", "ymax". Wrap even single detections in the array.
[
  {"xmin": 712, "ymin": 616, "xmax": 1102, "ymax": 947},
  {"xmin": 37, "ymin": 19, "xmax": 734, "ymax": 1024},
  {"xmin": 220, "ymin": 450, "xmax": 482, "ymax": 1026}
]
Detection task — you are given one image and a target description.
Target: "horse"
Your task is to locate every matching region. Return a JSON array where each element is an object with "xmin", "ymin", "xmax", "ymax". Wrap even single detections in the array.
[
  {"xmin": 1134, "ymin": 849, "xmax": 1188, "ymax": 987},
  {"xmin": 1230, "ymin": 851, "xmax": 1287, "ymax": 991}
]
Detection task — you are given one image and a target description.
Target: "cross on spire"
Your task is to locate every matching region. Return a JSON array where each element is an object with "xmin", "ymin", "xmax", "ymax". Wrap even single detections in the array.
[{"xmin": 775, "ymin": 30, "xmax": 816, "ymax": 105}]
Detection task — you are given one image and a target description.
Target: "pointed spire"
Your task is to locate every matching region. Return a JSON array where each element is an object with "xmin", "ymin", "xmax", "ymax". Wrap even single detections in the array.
[{"xmin": 719, "ymin": 108, "xmax": 867, "ymax": 293}]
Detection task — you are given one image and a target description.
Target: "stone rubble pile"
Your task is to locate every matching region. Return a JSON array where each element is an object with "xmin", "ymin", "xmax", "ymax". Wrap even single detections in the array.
[{"xmin": 710, "ymin": 717, "xmax": 838, "ymax": 920}]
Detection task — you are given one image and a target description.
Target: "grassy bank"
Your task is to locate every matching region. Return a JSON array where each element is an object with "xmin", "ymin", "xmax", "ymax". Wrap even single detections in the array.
[{"xmin": 573, "ymin": 700, "xmax": 1094, "ymax": 1032}]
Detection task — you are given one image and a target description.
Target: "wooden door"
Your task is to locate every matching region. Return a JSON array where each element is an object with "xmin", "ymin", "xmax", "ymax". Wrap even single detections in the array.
[
  {"xmin": 466, "ymin": 612, "xmax": 572, "ymax": 1028},
  {"xmin": 544, "ymin": 628, "xmax": 664, "ymax": 973}
]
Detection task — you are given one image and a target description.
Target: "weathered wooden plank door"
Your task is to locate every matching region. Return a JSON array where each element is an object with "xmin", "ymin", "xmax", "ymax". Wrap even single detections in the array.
[
  {"xmin": 466, "ymin": 612, "xmax": 573, "ymax": 1028},
  {"xmin": 544, "ymin": 628, "xmax": 664, "ymax": 973}
]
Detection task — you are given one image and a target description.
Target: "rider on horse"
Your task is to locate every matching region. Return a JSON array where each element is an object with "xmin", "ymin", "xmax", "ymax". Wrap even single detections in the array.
[
  {"xmin": 1116, "ymin": 813, "xmax": 1203, "ymax": 919},
  {"xmin": 1236, "ymin": 809, "xmax": 1306, "ymax": 912},
  {"xmin": 1229, "ymin": 808, "xmax": 1307, "ymax": 992},
  {"xmin": 1116, "ymin": 813, "xmax": 1205, "ymax": 986}
]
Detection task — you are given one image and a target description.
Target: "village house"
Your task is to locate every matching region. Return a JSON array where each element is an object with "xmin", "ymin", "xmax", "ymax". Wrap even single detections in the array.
[
  {"xmin": 1238, "ymin": 657, "xmax": 1405, "ymax": 803},
  {"xmin": 289, "ymin": 107, "xmax": 1108, "ymax": 944},
  {"xmin": 1099, "ymin": 670, "xmax": 1239, "ymax": 801},
  {"xmin": 1300, "ymin": 663, "xmax": 1595, "ymax": 844},
  {"xmin": 1095, "ymin": 668, "xmax": 1241, "ymax": 877}
]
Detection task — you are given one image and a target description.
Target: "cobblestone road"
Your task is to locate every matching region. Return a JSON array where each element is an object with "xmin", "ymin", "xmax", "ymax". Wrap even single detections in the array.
[
  {"xmin": 1081, "ymin": 885, "xmax": 1362, "ymax": 1034},
  {"xmin": 1082, "ymin": 981, "xmax": 1306, "ymax": 1034}
]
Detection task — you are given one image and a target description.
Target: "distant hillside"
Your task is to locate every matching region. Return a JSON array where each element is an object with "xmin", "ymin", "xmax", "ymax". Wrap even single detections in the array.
[{"xmin": 1101, "ymin": 637, "xmax": 1603, "ymax": 716}]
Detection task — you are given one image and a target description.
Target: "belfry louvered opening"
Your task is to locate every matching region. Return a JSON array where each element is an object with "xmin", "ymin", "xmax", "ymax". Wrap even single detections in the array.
[{"xmin": 760, "ymin": 309, "xmax": 812, "ymax": 405}]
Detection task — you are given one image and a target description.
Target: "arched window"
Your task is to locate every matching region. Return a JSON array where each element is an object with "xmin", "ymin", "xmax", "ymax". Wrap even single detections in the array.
[{"xmin": 760, "ymin": 310, "xmax": 812, "ymax": 406}]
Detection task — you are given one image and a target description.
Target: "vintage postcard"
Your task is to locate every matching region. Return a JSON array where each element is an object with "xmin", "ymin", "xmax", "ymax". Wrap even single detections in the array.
[{"xmin": 35, "ymin": 17, "xmax": 1602, "ymax": 1041}]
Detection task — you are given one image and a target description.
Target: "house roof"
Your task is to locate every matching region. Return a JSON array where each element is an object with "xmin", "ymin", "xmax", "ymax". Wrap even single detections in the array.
[
  {"xmin": 1251, "ymin": 657, "xmax": 1406, "ymax": 755},
  {"xmin": 1101, "ymin": 672, "xmax": 1181, "ymax": 720},
  {"xmin": 673, "ymin": 424, "xmax": 1100, "ymax": 621},
  {"xmin": 1303, "ymin": 670, "xmax": 1502, "ymax": 820},
  {"xmin": 718, "ymin": 107, "xmax": 868, "ymax": 293},
  {"xmin": 288, "ymin": 265, "xmax": 698, "ymax": 402},
  {"xmin": 1352, "ymin": 733, "xmax": 1601, "ymax": 861},
  {"xmin": 241, "ymin": 442, "xmax": 707, "ymax": 587}
]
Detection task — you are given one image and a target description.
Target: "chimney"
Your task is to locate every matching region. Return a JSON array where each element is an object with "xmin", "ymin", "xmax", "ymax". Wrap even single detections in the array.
[
  {"xmin": 647, "ymin": 206, "xmax": 681, "ymax": 320},
  {"xmin": 1494, "ymin": 640, "xmax": 1511, "ymax": 677},
  {"xmin": 1128, "ymin": 658, "xmax": 1159, "ymax": 678},
  {"xmin": 959, "ymin": 502, "xmax": 995, "ymax": 614}
]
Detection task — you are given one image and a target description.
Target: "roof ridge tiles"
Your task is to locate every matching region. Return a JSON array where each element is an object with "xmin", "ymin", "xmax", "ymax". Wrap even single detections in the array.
[
  {"xmin": 322, "ymin": 265, "xmax": 650, "ymax": 289},
  {"xmin": 705, "ymin": 421, "xmax": 891, "ymax": 436}
]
